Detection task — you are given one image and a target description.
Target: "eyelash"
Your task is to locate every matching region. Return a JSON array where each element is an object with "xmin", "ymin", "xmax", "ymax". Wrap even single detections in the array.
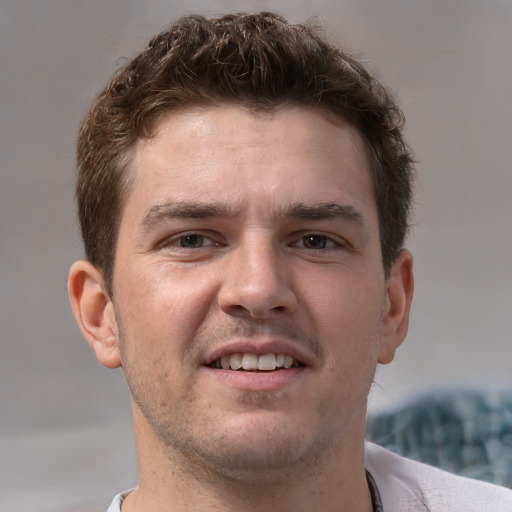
[
  {"xmin": 291, "ymin": 233, "xmax": 341, "ymax": 250},
  {"xmin": 158, "ymin": 232, "xmax": 343, "ymax": 251},
  {"xmin": 158, "ymin": 232, "xmax": 223, "ymax": 250}
]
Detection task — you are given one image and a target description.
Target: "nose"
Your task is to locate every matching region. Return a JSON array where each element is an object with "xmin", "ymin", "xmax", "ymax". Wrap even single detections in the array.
[{"xmin": 217, "ymin": 235, "xmax": 298, "ymax": 319}]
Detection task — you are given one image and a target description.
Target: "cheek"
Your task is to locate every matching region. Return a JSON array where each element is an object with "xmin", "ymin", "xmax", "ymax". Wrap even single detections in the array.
[
  {"xmin": 303, "ymin": 270, "xmax": 385, "ymax": 390},
  {"xmin": 302, "ymin": 268, "xmax": 385, "ymax": 340},
  {"xmin": 115, "ymin": 263, "xmax": 219, "ymax": 341},
  {"xmin": 114, "ymin": 268, "xmax": 209, "ymax": 400}
]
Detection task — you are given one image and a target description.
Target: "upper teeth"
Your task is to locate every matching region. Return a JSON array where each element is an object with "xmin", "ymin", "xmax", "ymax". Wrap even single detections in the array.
[{"xmin": 212, "ymin": 353, "xmax": 300, "ymax": 371}]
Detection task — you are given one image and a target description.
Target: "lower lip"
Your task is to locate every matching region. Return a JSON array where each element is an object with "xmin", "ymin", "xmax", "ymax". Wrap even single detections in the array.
[{"xmin": 202, "ymin": 366, "xmax": 306, "ymax": 391}]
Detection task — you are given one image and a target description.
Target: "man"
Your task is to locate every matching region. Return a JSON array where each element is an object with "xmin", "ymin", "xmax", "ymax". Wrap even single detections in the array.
[{"xmin": 68, "ymin": 12, "xmax": 512, "ymax": 512}]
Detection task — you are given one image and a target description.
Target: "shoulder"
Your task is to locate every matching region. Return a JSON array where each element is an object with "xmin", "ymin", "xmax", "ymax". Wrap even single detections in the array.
[
  {"xmin": 106, "ymin": 490, "xmax": 132, "ymax": 512},
  {"xmin": 365, "ymin": 441, "xmax": 512, "ymax": 512}
]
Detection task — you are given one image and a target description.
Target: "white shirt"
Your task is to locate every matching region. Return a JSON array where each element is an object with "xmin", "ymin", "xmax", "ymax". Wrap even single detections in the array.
[{"xmin": 365, "ymin": 442, "xmax": 512, "ymax": 511}]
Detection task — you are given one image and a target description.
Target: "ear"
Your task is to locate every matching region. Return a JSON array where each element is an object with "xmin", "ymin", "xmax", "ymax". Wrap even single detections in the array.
[
  {"xmin": 68, "ymin": 260, "xmax": 122, "ymax": 369},
  {"xmin": 378, "ymin": 250, "xmax": 414, "ymax": 365}
]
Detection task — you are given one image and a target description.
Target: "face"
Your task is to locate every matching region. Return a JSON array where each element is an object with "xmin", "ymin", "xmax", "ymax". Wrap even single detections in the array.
[{"xmin": 110, "ymin": 106, "xmax": 398, "ymax": 476}]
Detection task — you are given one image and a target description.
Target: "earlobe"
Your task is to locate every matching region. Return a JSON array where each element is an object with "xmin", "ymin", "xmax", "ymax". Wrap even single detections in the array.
[
  {"xmin": 378, "ymin": 250, "xmax": 414, "ymax": 365},
  {"xmin": 68, "ymin": 261, "xmax": 122, "ymax": 369}
]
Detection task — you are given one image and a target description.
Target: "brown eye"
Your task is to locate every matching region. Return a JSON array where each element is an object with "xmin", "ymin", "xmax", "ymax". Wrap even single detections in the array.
[
  {"xmin": 302, "ymin": 234, "xmax": 329, "ymax": 249},
  {"xmin": 178, "ymin": 234, "xmax": 205, "ymax": 248}
]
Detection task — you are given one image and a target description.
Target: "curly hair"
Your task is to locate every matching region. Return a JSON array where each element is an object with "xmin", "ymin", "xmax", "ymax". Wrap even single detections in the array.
[{"xmin": 76, "ymin": 12, "xmax": 414, "ymax": 293}]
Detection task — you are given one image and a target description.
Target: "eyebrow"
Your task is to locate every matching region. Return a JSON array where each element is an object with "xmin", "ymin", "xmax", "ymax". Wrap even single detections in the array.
[
  {"xmin": 139, "ymin": 200, "xmax": 368, "ymax": 236},
  {"xmin": 141, "ymin": 202, "xmax": 241, "ymax": 228},
  {"xmin": 286, "ymin": 202, "xmax": 369, "ymax": 239},
  {"xmin": 286, "ymin": 202, "xmax": 363, "ymax": 222}
]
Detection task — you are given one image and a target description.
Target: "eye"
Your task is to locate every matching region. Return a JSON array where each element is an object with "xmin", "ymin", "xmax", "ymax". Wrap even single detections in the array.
[
  {"xmin": 293, "ymin": 234, "xmax": 338, "ymax": 249},
  {"xmin": 158, "ymin": 232, "xmax": 221, "ymax": 250},
  {"xmin": 178, "ymin": 234, "xmax": 209, "ymax": 248}
]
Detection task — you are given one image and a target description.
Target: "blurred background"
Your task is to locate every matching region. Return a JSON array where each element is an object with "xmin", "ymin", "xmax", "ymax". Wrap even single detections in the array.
[{"xmin": 1, "ymin": 1, "xmax": 511, "ymax": 510}]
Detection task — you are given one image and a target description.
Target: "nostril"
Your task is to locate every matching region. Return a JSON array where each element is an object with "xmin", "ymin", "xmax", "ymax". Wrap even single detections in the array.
[
  {"xmin": 222, "ymin": 302, "xmax": 291, "ymax": 319},
  {"xmin": 230, "ymin": 304, "xmax": 251, "ymax": 315}
]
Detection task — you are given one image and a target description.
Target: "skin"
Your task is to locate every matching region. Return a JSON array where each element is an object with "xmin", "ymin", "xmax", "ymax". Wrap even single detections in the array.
[{"xmin": 69, "ymin": 106, "xmax": 413, "ymax": 511}]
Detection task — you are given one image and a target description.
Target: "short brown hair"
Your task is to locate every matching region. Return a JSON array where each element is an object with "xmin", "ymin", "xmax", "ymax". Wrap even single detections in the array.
[{"xmin": 76, "ymin": 12, "xmax": 414, "ymax": 293}]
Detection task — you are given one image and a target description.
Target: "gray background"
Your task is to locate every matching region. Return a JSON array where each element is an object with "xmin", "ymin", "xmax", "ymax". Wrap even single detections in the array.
[{"xmin": 1, "ymin": 1, "xmax": 511, "ymax": 511}]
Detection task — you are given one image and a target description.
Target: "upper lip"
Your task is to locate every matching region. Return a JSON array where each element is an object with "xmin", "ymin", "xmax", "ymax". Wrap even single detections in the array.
[{"xmin": 203, "ymin": 337, "xmax": 316, "ymax": 367}]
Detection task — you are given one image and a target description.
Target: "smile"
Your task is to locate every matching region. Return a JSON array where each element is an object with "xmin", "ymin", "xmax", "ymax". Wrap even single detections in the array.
[{"xmin": 209, "ymin": 353, "xmax": 302, "ymax": 371}]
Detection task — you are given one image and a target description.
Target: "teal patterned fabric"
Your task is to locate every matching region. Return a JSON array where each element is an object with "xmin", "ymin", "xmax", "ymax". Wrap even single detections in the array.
[{"xmin": 366, "ymin": 389, "xmax": 512, "ymax": 488}]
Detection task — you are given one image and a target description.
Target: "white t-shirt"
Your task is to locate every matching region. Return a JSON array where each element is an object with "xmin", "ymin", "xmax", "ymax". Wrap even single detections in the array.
[{"xmin": 107, "ymin": 442, "xmax": 512, "ymax": 511}]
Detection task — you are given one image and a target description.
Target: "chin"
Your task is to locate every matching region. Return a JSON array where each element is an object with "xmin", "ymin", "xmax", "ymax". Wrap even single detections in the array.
[
  {"xmin": 166, "ymin": 412, "xmax": 331, "ymax": 481},
  {"xmin": 192, "ymin": 438, "xmax": 312, "ymax": 482}
]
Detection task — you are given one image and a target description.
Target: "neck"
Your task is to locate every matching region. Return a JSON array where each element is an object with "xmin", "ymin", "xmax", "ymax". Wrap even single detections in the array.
[{"xmin": 122, "ymin": 410, "xmax": 373, "ymax": 512}]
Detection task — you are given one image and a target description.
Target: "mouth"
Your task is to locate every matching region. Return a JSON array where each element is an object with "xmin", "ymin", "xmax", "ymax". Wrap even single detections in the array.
[{"xmin": 208, "ymin": 353, "xmax": 303, "ymax": 372}]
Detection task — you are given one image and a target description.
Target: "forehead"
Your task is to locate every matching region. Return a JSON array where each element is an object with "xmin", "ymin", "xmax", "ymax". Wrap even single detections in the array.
[{"xmin": 125, "ymin": 105, "xmax": 375, "ymax": 224}]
